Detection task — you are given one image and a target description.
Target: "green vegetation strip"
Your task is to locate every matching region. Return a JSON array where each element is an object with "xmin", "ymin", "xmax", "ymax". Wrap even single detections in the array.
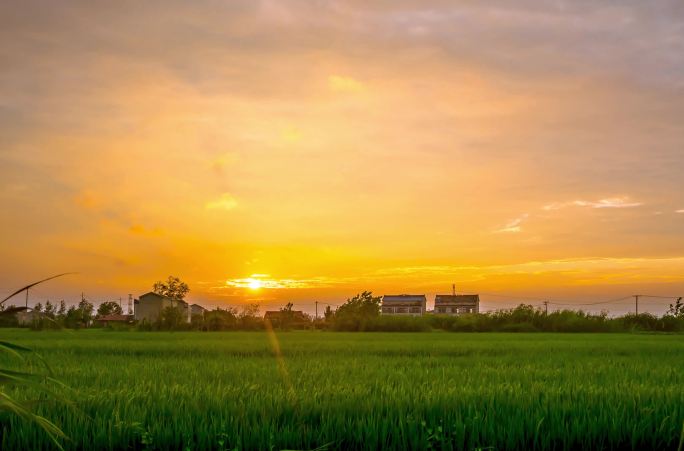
[{"xmin": 1, "ymin": 330, "xmax": 683, "ymax": 450}]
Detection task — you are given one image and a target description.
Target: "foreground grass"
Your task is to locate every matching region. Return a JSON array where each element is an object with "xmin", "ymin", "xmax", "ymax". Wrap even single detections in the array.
[{"xmin": 1, "ymin": 330, "xmax": 683, "ymax": 450}]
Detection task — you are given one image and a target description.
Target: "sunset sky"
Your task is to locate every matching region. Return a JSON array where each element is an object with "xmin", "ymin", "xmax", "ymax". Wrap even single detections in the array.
[{"xmin": 1, "ymin": 1, "xmax": 683, "ymax": 313}]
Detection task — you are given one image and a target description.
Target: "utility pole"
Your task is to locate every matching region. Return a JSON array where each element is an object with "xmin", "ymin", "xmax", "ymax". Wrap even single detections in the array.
[
  {"xmin": 543, "ymin": 301, "xmax": 549, "ymax": 315},
  {"xmin": 315, "ymin": 301, "xmax": 318, "ymax": 320},
  {"xmin": 128, "ymin": 294, "xmax": 133, "ymax": 315},
  {"xmin": 25, "ymin": 288, "xmax": 29, "ymax": 308},
  {"xmin": 634, "ymin": 295, "xmax": 640, "ymax": 315},
  {"xmin": 118, "ymin": 297, "xmax": 122, "ymax": 310}
]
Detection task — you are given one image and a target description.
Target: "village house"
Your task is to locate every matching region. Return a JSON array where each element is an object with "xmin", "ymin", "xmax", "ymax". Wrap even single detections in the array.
[
  {"xmin": 434, "ymin": 294, "xmax": 480, "ymax": 315},
  {"xmin": 15, "ymin": 309, "xmax": 45, "ymax": 326},
  {"xmin": 134, "ymin": 292, "xmax": 191, "ymax": 323},
  {"xmin": 190, "ymin": 303, "xmax": 207, "ymax": 317},
  {"xmin": 381, "ymin": 295, "xmax": 427, "ymax": 316}
]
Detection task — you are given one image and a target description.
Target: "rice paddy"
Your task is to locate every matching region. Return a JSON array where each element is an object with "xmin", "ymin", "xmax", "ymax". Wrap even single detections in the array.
[{"xmin": 1, "ymin": 330, "xmax": 683, "ymax": 450}]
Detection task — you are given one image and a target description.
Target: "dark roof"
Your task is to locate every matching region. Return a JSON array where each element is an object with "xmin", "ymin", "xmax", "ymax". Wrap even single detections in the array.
[
  {"xmin": 382, "ymin": 295, "xmax": 426, "ymax": 303},
  {"xmin": 434, "ymin": 294, "xmax": 479, "ymax": 305},
  {"xmin": 190, "ymin": 303, "xmax": 206, "ymax": 310},
  {"xmin": 96, "ymin": 314, "xmax": 133, "ymax": 322}
]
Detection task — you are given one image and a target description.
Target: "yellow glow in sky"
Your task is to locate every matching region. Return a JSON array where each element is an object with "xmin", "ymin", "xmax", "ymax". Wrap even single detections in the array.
[{"xmin": 1, "ymin": 2, "xmax": 683, "ymax": 313}]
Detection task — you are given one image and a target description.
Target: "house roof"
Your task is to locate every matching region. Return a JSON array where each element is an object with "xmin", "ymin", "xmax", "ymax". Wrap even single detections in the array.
[
  {"xmin": 382, "ymin": 295, "xmax": 426, "ymax": 303},
  {"xmin": 190, "ymin": 303, "xmax": 206, "ymax": 310},
  {"xmin": 96, "ymin": 314, "xmax": 132, "ymax": 322},
  {"xmin": 434, "ymin": 294, "xmax": 480, "ymax": 305}
]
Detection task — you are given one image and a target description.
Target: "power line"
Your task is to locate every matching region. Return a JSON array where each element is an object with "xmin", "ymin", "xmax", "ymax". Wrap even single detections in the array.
[{"xmin": 546, "ymin": 296, "xmax": 634, "ymax": 306}]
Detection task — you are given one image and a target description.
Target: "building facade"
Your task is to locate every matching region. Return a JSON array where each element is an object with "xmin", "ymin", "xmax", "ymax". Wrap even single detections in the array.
[
  {"xmin": 381, "ymin": 295, "xmax": 427, "ymax": 316},
  {"xmin": 434, "ymin": 294, "xmax": 480, "ymax": 315},
  {"xmin": 190, "ymin": 303, "xmax": 207, "ymax": 317},
  {"xmin": 134, "ymin": 292, "xmax": 190, "ymax": 323},
  {"xmin": 15, "ymin": 309, "xmax": 44, "ymax": 326}
]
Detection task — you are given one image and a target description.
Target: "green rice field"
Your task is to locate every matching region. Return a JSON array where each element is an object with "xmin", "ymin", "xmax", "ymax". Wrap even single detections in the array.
[{"xmin": 1, "ymin": 330, "xmax": 683, "ymax": 450}]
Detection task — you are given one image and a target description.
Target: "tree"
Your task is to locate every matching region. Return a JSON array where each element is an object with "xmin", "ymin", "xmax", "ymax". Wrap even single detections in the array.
[
  {"xmin": 34, "ymin": 302, "xmax": 43, "ymax": 313},
  {"xmin": 277, "ymin": 302, "xmax": 296, "ymax": 329},
  {"xmin": 336, "ymin": 291, "xmax": 381, "ymax": 319},
  {"xmin": 161, "ymin": 306, "xmax": 185, "ymax": 330},
  {"xmin": 97, "ymin": 301, "xmax": 123, "ymax": 317},
  {"xmin": 238, "ymin": 302, "xmax": 262, "ymax": 330},
  {"xmin": 333, "ymin": 291, "xmax": 381, "ymax": 331},
  {"xmin": 323, "ymin": 305, "xmax": 334, "ymax": 321},
  {"xmin": 57, "ymin": 300, "xmax": 66, "ymax": 316},
  {"xmin": 668, "ymin": 297, "xmax": 683, "ymax": 317},
  {"xmin": 204, "ymin": 307, "xmax": 238, "ymax": 331},
  {"xmin": 77, "ymin": 298, "xmax": 94, "ymax": 327},
  {"xmin": 43, "ymin": 301, "xmax": 56, "ymax": 319},
  {"xmin": 153, "ymin": 276, "xmax": 189, "ymax": 301},
  {"xmin": 64, "ymin": 306, "xmax": 80, "ymax": 329}
]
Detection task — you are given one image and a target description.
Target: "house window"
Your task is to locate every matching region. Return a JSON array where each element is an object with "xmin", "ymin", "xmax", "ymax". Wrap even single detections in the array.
[
  {"xmin": 382, "ymin": 307, "xmax": 394, "ymax": 314},
  {"xmin": 396, "ymin": 307, "xmax": 408, "ymax": 314},
  {"xmin": 410, "ymin": 307, "xmax": 420, "ymax": 313}
]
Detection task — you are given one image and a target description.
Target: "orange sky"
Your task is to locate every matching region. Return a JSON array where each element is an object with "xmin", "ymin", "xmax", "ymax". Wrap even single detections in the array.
[{"xmin": 1, "ymin": 1, "xmax": 683, "ymax": 314}]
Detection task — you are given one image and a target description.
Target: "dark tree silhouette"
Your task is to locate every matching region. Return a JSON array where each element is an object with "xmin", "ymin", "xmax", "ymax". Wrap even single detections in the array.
[{"xmin": 153, "ymin": 276, "xmax": 190, "ymax": 301}]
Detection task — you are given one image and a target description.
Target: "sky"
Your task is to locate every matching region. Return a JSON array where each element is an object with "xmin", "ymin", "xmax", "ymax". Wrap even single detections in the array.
[{"xmin": 1, "ymin": 1, "xmax": 684, "ymax": 314}]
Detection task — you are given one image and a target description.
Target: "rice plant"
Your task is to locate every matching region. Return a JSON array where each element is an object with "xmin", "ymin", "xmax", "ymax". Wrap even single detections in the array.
[
  {"xmin": 0, "ymin": 275, "xmax": 73, "ymax": 449},
  {"xmin": 0, "ymin": 330, "xmax": 682, "ymax": 450}
]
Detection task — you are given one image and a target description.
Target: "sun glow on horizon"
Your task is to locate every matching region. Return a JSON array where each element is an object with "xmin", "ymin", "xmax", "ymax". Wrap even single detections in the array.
[{"xmin": 247, "ymin": 278, "xmax": 262, "ymax": 290}]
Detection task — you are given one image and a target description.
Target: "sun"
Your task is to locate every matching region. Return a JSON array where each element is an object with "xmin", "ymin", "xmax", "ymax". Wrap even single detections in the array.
[{"xmin": 247, "ymin": 278, "xmax": 262, "ymax": 290}]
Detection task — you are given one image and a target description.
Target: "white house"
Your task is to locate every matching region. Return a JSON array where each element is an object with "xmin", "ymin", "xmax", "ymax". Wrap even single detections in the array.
[{"xmin": 381, "ymin": 295, "xmax": 427, "ymax": 316}]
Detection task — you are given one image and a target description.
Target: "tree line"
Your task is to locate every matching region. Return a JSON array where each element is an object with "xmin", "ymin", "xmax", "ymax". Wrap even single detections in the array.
[{"xmin": 2, "ymin": 282, "xmax": 683, "ymax": 332}]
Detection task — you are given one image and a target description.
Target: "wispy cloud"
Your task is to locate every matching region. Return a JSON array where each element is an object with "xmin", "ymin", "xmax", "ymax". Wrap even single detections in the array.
[
  {"xmin": 205, "ymin": 193, "xmax": 238, "ymax": 211},
  {"xmin": 328, "ymin": 75, "xmax": 365, "ymax": 93},
  {"xmin": 494, "ymin": 214, "xmax": 528, "ymax": 233},
  {"xmin": 676, "ymin": 209, "xmax": 684, "ymax": 214},
  {"xmin": 220, "ymin": 274, "xmax": 342, "ymax": 291},
  {"xmin": 370, "ymin": 256, "xmax": 684, "ymax": 286},
  {"xmin": 543, "ymin": 197, "xmax": 642, "ymax": 211}
]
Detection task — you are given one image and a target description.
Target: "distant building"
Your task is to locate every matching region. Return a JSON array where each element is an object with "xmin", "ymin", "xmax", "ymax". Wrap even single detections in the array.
[
  {"xmin": 190, "ymin": 303, "xmax": 207, "ymax": 317},
  {"xmin": 381, "ymin": 295, "xmax": 427, "ymax": 316},
  {"xmin": 15, "ymin": 309, "xmax": 44, "ymax": 326},
  {"xmin": 434, "ymin": 294, "xmax": 480, "ymax": 315},
  {"xmin": 134, "ymin": 292, "xmax": 190, "ymax": 323},
  {"xmin": 95, "ymin": 313, "xmax": 133, "ymax": 327}
]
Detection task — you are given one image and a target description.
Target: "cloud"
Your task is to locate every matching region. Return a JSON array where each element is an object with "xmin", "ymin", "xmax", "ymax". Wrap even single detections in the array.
[
  {"xmin": 328, "ymin": 75, "xmax": 365, "ymax": 93},
  {"xmin": 370, "ymin": 256, "xmax": 684, "ymax": 287},
  {"xmin": 543, "ymin": 197, "xmax": 642, "ymax": 211},
  {"xmin": 676, "ymin": 210, "xmax": 684, "ymax": 214},
  {"xmin": 205, "ymin": 193, "xmax": 238, "ymax": 211},
  {"xmin": 494, "ymin": 214, "xmax": 528, "ymax": 233},
  {"xmin": 220, "ymin": 274, "xmax": 340, "ymax": 291}
]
